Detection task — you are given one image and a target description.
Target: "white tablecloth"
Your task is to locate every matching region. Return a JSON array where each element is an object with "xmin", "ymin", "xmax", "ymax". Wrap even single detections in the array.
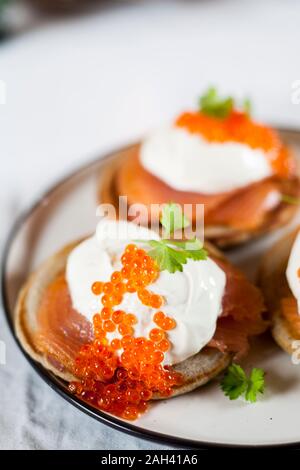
[{"xmin": 0, "ymin": 0, "xmax": 300, "ymax": 450}]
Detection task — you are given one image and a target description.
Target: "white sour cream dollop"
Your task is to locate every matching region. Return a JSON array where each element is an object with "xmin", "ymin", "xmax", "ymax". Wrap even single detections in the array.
[
  {"xmin": 286, "ymin": 231, "xmax": 300, "ymax": 313},
  {"xmin": 140, "ymin": 126, "xmax": 273, "ymax": 194},
  {"xmin": 66, "ymin": 220, "xmax": 226, "ymax": 365}
]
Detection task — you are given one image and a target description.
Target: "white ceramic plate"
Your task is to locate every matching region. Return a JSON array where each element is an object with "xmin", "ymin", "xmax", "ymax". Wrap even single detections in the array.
[{"xmin": 3, "ymin": 129, "xmax": 300, "ymax": 448}]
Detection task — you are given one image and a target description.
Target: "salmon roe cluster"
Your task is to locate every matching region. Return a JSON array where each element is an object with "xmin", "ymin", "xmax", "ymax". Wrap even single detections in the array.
[
  {"xmin": 69, "ymin": 244, "xmax": 181, "ymax": 420},
  {"xmin": 176, "ymin": 111, "xmax": 294, "ymax": 178}
]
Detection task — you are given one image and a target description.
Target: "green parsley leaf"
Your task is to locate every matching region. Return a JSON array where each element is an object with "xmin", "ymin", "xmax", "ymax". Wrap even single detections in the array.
[
  {"xmin": 199, "ymin": 87, "xmax": 252, "ymax": 119},
  {"xmin": 147, "ymin": 239, "xmax": 207, "ymax": 273},
  {"xmin": 245, "ymin": 368, "xmax": 265, "ymax": 403},
  {"xmin": 220, "ymin": 364, "xmax": 248, "ymax": 400},
  {"xmin": 281, "ymin": 194, "xmax": 300, "ymax": 205},
  {"xmin": 168, "ymin": 238, "xmax": 208, "ymax": 261},
  {"xmin": 199, "ymin": 87, "xmax": 234, "ymax": 119},
  {"xmin": 136, "ymin": 203, "xmax": 206, "ymax": 273},
  {"xmin": 160, "ymin": 202, "xmax": 190, "ymax": 235},
  {"xmin": 220, "ymin": 364, "xmax": 265, "ymax": 403}
]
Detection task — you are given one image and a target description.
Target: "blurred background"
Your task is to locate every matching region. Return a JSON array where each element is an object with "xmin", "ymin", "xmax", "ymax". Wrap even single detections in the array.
[{"xmin": 0, "ymin": 0, "xmax": 299, "ymax": 450}]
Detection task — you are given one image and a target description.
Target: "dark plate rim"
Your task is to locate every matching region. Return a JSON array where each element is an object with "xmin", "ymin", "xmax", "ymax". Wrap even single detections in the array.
[{"xmin": 2, "ymin": 130, "xmax": 300, "ymax": 450}]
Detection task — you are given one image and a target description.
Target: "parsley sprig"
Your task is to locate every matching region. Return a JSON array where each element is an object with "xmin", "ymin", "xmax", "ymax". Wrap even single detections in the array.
[
  {"xmin": 220, "ymin": 364, "xmax": 265, "ymax": 403},
  {"xmin": 199, "ymin": 87, "xmax": 251, "ymax": 119},
  {"xmin": 138, "ymin": 203, "xmax": 207, "ymax": 274},
  {"xmin": 160, "ymin": 202, "xmax": 190, "ymax": 236},
  {"xmin": 147, "ymin": 238, "xmax": 207, "ymax": 274}
]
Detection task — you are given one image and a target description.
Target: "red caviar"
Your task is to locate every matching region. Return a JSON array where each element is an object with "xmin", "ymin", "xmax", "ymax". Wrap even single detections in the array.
[
  {"xmin": 149, "ymin": 328, "xmax": 165, "ymax": 343},
  {"xmin": 161, "ymin": 317, "xmax": 177, "ymax": 331},
  {"xmin": 176, "ymin": 111, "xmax": 294, "ymax": 178},
  {"xmin": 100, "ymin": 307, "xmax": 111, "ymax": 320},
  {"xmin": 91, "ymin": 281, "xmax": 103, "ymax": 295},
  {"xmin": 111, "ymin": 271, "xmax": 122, "ymax": 284},
  {"xmin": 153, "ymin": 311, "xmax": 176, "ymax": 331},
  {"xmin": 158, "ymin": 339, "xmax": 170, "ymax": 352},
  {"xmin": 112, "ymin": 310, "xmax": 124, "ymax": 324},
  {"xmin": 153, "ymin": 311, "xmax": 165, "ymax": 325},
  {"xmin": 69, "ymin": 244, "xmax": 181, "ymax": 420},
  {"xmin": 103, "ymin": 282, "xmax": 114, "ymax": 294}
]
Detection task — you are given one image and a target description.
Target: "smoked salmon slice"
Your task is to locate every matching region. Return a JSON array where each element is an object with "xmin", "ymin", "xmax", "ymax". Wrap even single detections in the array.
[
  {"xmin": 206, "ymin": 179, "xmax": 281, "ymax": 230},
  {"xmin": 217, "ymin": 257, "xmax": 266, "ymax": 323},
  {"xmin": 208, "ymin": 257, "xmax": 267, "ymax": 358},
  {"xmin": 34, "ymin": 259, "xmax": 266, "ymax": 372},
  {"xmin": 208, "ymin": 316, "xmax": 267, "ymax": 359},
  {"xmin": 116, "ymin": 151, "xmax": 291, "ymax": 231},
  {"xmin": 36, "ymin": 274, "xmax": 93, "ymax": 374}
]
